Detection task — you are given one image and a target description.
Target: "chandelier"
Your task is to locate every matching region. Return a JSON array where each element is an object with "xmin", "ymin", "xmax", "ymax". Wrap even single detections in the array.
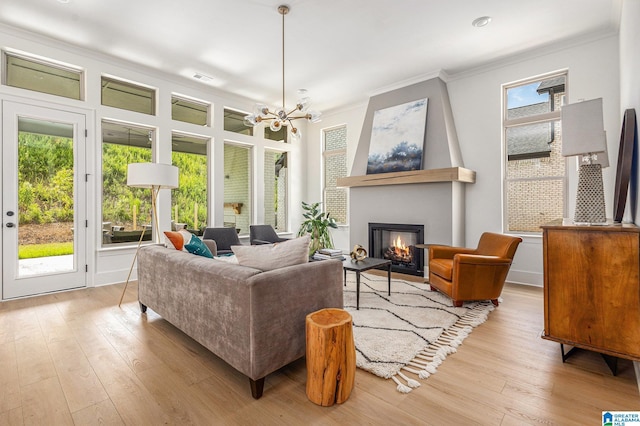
[{"xmin": 243, "ymin": 5, "xmax": 321, "ymax": 141}]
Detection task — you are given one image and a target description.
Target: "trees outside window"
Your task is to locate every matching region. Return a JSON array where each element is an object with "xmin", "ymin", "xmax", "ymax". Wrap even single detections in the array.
[
  {"xmin": 171, "ymin": 133, "xmax": 208, "ymax": 234},
  {"xmin": 101, "ymin": 121, "xmax": 153, "ymax": 245}
]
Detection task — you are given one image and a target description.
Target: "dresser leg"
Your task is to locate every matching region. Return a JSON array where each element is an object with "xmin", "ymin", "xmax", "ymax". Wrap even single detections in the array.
[
  {"xmin": 560, "ymin": 343, "xmax": 577, "ymax": 362},
  {"xmin": 601, "ymin": 353, "xmax": 618, "ymax": 376},
  {"xmin": 561, "ymin": 344, "xmax": 620, "ymax": 375}
]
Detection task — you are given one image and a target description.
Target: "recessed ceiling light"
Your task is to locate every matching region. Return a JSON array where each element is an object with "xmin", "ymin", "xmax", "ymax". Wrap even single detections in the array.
[
  {"xmin": 472, "ymin": 16, "xmax": 492, "ymax": 28},
  {"xmin": 57, "ymin": 0, "xmax": 71, "ymax": 4}
]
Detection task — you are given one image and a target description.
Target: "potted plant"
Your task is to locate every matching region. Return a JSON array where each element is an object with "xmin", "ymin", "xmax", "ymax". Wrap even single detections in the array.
[{"xmin": 297, "ymin": 201, "xmax": 338, "ymax": 256}]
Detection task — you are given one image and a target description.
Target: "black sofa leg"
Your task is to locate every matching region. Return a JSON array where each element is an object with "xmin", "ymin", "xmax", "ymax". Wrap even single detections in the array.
[
  {"xmin": 250, "ymin": 377, "xmax": 265, "ymax": 399},
  {"xmin": 139, "ymin": 302, "xmax": 147, "ymax": 313}
]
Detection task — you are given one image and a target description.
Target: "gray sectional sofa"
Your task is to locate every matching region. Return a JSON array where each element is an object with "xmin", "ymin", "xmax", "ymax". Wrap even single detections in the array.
[{"xmin": 136, "ymin": 244, "xmax": 343, "ymax": 399}]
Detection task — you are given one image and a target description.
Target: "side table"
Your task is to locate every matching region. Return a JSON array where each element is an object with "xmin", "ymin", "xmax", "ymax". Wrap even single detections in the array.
[
  {"xmin": 305, "ymin": 308, "xmax": 356, "ymax": 406},
  {"xmin": 342, "ymin": 257, "xmax": 392, "ymax": 310}
]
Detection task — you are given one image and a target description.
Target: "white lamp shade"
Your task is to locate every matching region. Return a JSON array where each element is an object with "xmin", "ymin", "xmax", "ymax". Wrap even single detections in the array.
[
  {"xmin": 561, "ymin": 98, "xmax": 607, "ymax": 157},
  {"xmin": 579, "ymin": 130, "xmax": 610, "ymax": 168},
  {"xmin": 127, "ymin": 163, "xmax": 179, "ymax": 189}
]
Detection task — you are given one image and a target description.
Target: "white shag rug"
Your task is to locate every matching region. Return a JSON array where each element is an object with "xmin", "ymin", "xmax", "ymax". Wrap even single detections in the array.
[{"xmin": 343, "ymin": 272, "xmax": 495, "ymax": 393}]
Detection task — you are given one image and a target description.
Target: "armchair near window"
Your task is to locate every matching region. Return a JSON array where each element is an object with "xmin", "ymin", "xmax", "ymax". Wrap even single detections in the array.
[
  {"xmin": 428, "ymin": 232, "xmax": 522, "ymax": 307},
  {"xmin": 202, "ymin": 227, "xmax": 242, "ymax": 255},
  {"xmin": 249, "ymin": 224, "xmax": 290, "ymax": 245}
]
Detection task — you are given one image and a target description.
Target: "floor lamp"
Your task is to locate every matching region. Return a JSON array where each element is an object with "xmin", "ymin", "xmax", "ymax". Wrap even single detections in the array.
[
  {"xmin": 561, "ymin": 98, "xmax": 609, "ymax": 224},
  {"xmin": 118, "ymin": 162, "xmax": 179, "ymax": 307}
]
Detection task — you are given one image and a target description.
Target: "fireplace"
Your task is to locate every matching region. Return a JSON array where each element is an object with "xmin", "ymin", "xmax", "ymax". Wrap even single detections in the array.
[{"xmin": 368, "ymin": 223, "xmax": 424, "ymax": 276}]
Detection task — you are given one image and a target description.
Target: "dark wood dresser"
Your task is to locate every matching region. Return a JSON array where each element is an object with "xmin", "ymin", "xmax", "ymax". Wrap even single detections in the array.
[{"xmin": 541, "ymin": 219, "xmax": 640, "ymax": 362}]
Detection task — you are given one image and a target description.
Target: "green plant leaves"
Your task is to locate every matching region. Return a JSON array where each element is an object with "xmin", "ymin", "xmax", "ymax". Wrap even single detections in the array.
[{"xmin": 297, "ymin": 201, "xmax": 337, "ymax": 255}]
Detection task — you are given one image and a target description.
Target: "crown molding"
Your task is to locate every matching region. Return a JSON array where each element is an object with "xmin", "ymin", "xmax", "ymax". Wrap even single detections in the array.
[
  {"xmin": 446, "ymin": 29, "xmax": 619, "ymax": 82},
  {"xmin": 367, "ymin": 69, "xmax": 450, "ymax": 98}
]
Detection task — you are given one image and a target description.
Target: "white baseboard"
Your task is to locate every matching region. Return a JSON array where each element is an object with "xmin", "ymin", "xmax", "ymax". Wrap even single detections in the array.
[
  {"xmin": 94, "ymin": 269, "xmax": 135, "ymax": 287},
  {"xmin": 507, "ymin": 269, "xmax": 543, "ymax": 287}
]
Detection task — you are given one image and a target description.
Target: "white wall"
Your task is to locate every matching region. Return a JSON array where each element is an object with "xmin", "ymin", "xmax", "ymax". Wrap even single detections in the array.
[
  {"xmin": 0, "ymin": 25, "xmax": 305, "ymax": 288},
  {"xmin": 309, "ymin": 34, "xmax": 621, "ymax": 286}
]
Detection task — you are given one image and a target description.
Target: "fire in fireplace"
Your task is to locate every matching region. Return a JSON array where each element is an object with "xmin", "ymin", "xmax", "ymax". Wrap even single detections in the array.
[{"xmin": 369, "ymin": 223, "xmax": 424, "ymax": 276}]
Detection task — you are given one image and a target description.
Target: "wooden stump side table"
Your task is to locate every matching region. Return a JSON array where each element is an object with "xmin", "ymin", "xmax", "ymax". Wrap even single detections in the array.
[{"xmin": 305, "ymin": 308, "xmax": 356, "ymax": 406}]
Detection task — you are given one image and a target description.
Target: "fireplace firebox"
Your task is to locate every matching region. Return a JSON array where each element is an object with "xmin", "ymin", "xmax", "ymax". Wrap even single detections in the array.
[{"xmin": 368, "ymin": 223, "xmax": 424, "ymax": 276}]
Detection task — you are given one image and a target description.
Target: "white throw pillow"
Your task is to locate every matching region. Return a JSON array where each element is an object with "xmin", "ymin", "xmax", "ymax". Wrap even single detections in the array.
[
  {"xmin": 213, "ymin": 255, "xmax": 239, "ymax": 264},
  {"xmin": 231, "ymin": 235, "xmax": 310, "ymax": 271}
]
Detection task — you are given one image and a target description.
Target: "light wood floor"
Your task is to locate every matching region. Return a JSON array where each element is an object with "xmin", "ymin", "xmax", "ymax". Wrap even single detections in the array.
[{"xmin": 1, "ymin": 275, "xmax": 638, "ymax": 425}]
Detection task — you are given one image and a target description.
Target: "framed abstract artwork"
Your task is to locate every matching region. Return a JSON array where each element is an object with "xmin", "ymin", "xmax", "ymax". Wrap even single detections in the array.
[{"xmin": 367, "ymin": 98, "xmax": 428, "ymax": 174}]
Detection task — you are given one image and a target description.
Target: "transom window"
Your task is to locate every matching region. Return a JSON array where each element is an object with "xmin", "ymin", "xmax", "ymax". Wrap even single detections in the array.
[
  {"xmin": 3, "ymin": 51, "xmax": 83, "ymax": 100},
  {"xmin": 101, "ymin": 76, "xmax": 156, "ymax": 115},
  {"xmin": 264, "ymin": 126, "xmax": 287, "ymax": 142},
  {"xmin": 171, "ymin": 95, "xmax": 210, "ymax": 126},
  {"xmin": 224, "ymin": 108, "xmax": 252, "ymax": 136}
]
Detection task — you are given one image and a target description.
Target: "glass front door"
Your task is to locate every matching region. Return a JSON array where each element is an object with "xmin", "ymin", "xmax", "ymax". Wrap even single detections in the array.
[{"xmin": 2, "ymin": 101, "xmax": 87, "ymax": 299}]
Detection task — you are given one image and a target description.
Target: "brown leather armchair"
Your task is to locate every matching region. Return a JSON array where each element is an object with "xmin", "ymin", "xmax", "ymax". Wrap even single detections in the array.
[{"xmin": 428, "ymin": 232, "xmax": 522, "ymax": 307}]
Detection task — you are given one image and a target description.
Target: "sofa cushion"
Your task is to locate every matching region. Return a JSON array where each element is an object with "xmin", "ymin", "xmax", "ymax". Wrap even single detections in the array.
[
  {"xmin": 183, "ymin": 233, "xmax": 214, "ymax": 258},
  {"xmin": 231, "ymin": 235, "xmax": 310, "ymax": 271},
  {"xmin": 164, "ymin": 231, "xmax": 186, "ymax": 251}
]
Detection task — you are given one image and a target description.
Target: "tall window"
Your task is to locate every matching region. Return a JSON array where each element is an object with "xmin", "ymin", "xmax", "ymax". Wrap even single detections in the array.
[
  {"xmin": 503, "ymin": 73, "xmax": 567, "ymax": 233},
  {"xmin": 264, "ymin": 150, "xmax": 288, "ymax": 231},
  {"xmin": 171, "ymin": 134, "xmax": 209, "ymax": 235},
  {"xmin": 224, "ymin": 143, "xmax": 252, "ymax": 235},
  {"xmin": 323, "ymin": 126, "xmax": 348, "ymax": 225},
  {"xmin": 101, "ymin": 121, "xmax": 154, "ymax": 246}
]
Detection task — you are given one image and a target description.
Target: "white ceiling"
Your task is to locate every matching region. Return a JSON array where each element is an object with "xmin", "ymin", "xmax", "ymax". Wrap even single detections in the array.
[{"xmin": 0, "ymin": 0, "xmax": 621, "ymax": 113}]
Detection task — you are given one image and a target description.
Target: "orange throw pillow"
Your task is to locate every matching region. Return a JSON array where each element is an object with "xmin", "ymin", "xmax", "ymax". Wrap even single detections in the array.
[{"xmin": 164, "ymin": 231, "xmax": 185, "ymax": 251}]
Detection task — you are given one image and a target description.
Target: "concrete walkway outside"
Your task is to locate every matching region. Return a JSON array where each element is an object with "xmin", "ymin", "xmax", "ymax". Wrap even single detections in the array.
[{"xmin": 18, "ymin": 254, "xmax": 74, "ymax": 276}]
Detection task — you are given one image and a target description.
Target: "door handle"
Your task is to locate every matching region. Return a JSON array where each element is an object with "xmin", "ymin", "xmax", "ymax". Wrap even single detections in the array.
[{"xmin": 6, "ymin": 222, "xmax": 15, "ymax": 228}]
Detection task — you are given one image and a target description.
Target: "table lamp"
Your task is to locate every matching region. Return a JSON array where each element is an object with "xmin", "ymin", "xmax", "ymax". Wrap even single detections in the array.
[
  {"xmin": 119, "ymin": 162, "xmax": 179, "ymax": 306},
  {"xmin": 561, "ymin": 98, "xmax": 608, "ymax": 224}
]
